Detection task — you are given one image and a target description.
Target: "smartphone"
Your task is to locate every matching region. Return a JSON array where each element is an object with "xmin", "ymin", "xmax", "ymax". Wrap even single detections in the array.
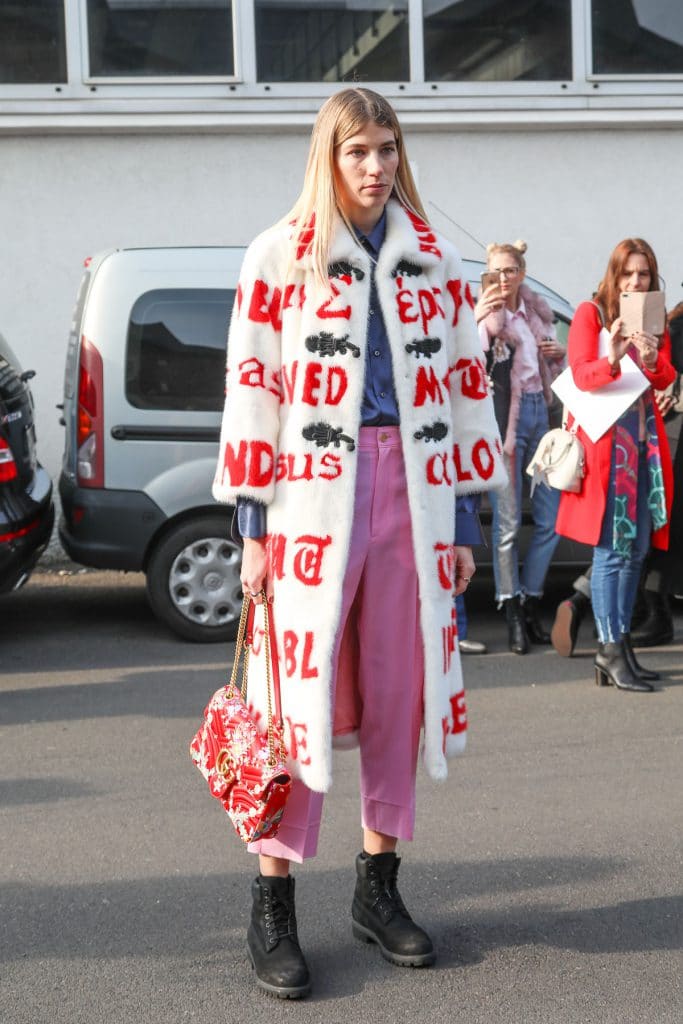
[
  {"xmin": 619, "ymin": 291, "xmax": 666, "ymax": 337},
  {"xmin": 480, "ymin": 270, "xmax": 501, "ymax": 292}
]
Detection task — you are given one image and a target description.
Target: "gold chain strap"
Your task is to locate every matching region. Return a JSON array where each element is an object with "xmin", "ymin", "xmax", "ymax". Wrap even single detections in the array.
[{"xmin": 226, "ymin": 590, "xmax": 278, "ymax": 767}]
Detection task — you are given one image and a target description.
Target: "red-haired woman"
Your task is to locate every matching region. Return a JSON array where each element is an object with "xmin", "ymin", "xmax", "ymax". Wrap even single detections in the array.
[{"xmin": 555, "ymin": 239, "xmax": 675, "ymax": 691}]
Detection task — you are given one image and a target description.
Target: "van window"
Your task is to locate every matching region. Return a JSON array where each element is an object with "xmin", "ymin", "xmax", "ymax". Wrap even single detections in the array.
[{"xmin": 126, "ymin": 288, "xmax": 232, "ymax": 411}]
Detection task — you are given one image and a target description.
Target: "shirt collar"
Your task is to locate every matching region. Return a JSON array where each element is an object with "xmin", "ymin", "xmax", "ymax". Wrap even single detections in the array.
[
  {"xmin": 353, "ymin": 209, "xmax": 387, "ymax": 257},
  {"xmin": 506, "ymin": 296, "xmax": 528, "ymax": 321}
]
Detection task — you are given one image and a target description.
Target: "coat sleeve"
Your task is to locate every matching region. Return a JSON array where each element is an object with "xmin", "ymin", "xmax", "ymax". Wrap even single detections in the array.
[
  {"xmin": 643, "ymin": 328, "xmax": 676, "ymax": 391},
  {"xmin": 569, "ymin": 301, "xmax": 619, "ymax": 390},
  {"xmin": 212, "ymin": 231, "xmax": 285, "ymax": 505},
  {"xmin": 441, "ymin": 245, "xmax": 507, "ymax": 495}
]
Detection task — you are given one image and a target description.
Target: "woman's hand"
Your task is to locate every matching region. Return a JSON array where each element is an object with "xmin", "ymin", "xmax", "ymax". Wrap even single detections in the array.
[
  {"xmin": 240, "ymin": 537, "xmax": 272, "ymax": 604},
  {"xmin": 631, "ymin": 331, "xmax": 659, "ymax": 370},
  {"xmin": 454, "ymin": 545, "xmax": 475, "ymax": 597},
  {"xmin": 473, "ymin": 284, "xmax": 503, "ymax": 324},
  {"xmin": 655, "ymin": 388, "xmax": 675, "ymax": 417},
  {"xmin": 538, "ymin": 337, "xmax": 565, "ymax": 360},
  {"xmin": 607, "ymin": 317, "xmax": 631, "ymax": 368}
]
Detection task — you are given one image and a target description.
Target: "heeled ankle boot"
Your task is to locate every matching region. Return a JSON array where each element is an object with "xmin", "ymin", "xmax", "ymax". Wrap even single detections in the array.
[
  {"xmin": 631, "ymin": 591, "xmax": 674, "ymax": 648},
  {"xmin": 351, "ymin": 852, "xmax": 435, "ymax": 967},
  {"xmin": 621, "ymin": 633, "xmax": 659, "ymax": 681},
  {"xmin": 594, "ymin": 641, "xmax": 653, "ymax": 692},
  {"xmin": 551, "ymin": 591, "xmax": 590, "ymax": 657},
  {"xmin": 247, "ymin": 875, "xmax": 311, "ymax": 999},
  {"xmin": 504, "ymin": 596, "xmax": 529, "ymax": 655},
  {"xmin": 523, "ymin": 595, "xmax": 551, "ymax": 644}
]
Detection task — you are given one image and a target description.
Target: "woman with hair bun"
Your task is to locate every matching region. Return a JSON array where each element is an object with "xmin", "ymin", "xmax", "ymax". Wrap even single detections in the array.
[
  {"xmin": 210, "ymin": 87, "xmax": 506, "ymax": 997},
  {"xmin": 555, "ymin": 238, "xmax": 675, "ymax": 691},
  {"xmin": 474, "ymin": 239, "xmax": 566, "ymax": 654}
]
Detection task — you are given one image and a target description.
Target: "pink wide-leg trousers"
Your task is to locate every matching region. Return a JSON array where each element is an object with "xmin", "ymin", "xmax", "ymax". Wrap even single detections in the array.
[{"xmin": 248, "ymin": 426, "xmax": 425, "ymax": 863}]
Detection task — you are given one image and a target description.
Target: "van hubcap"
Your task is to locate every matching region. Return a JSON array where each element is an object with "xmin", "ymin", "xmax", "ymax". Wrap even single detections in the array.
[{"xmin": 169, "ymin": 537, "xmax": 241, "ymax": 628}]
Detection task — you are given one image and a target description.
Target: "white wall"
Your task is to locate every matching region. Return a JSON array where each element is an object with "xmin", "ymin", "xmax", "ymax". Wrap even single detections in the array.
[{"xmin": 1, "ymin": 126, "xmax": 681, "ymax": 492}]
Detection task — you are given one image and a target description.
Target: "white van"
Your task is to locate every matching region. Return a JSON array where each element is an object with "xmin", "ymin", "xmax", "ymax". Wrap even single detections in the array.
[{"xmin": 59, "ymin": 246, "xmax": 577, "ymax": 642}]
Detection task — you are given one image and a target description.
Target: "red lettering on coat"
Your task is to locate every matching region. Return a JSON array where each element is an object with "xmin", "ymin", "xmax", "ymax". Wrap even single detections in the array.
[
  {"xmin": 222, "ymin": 441, "xmax": 247, "ymax": 486},
  {"xmin": 238, "ymin": 357, "xmax": 265, "ymax": 389},
  {"xmin": 247, "ymin": 279, "xmax": 282, "ymax": 330},
  {"xmin": 302, "ymin": 362, "xmax": 322, "ymax": 405},
  {"xmin": 452, "ymin": 444, "xmax": 473, "ymax": 482},
  {"xmin": 292, "ymin": 534, "xmax": 332, "ymax": 586},
  {"xmin": 456, "ymin": 357, "xmax": 488, "ymax": 400},
  {"xmin": 319, "ymin": 453, "xmax": 343, "ymax": 480},
  {"xmin": 267, "ymin": 533, "xmax": 286, "ymax": 580},
  {"xmin": 247, "ymin": 440, "xmax": 274, "ymax": 487},
  {"xmin": 442, "ymin": 605, "xmax": 458, "ymax": 674},
  {"xmin": 316, "ymin": 280, "xmax": 352, "ymax": 320},
  {"xmin": 284, "ymin": 717, "xmax": 312, "ymax": 765},
  {"xmin": 446, "ymin": 278, "xmax": 463, "ymax": 326},
  {"xmin": 472, "ymin": 438, "xmax": 494, "ymax": 480},
  {"xmin": 427, "ymin": 453, "xmax": 452, "ymax": 486},
  {"xmin": 434, "ymin": 542, "xmax": 456, "ymax": 590},
  {"xmin": 282, "ymin": 629, "xmax": 319, "ymax": 679},
  {"xmin": 449, "ymin": 691, "xmax": 468, "ymax": 735},
  {"xmin": 414, "ymin": 365, "xmax": 445, "ymax": 406}
]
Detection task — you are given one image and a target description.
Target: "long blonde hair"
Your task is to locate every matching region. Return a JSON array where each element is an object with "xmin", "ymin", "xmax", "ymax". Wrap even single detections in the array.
[{"xmin": 284, "ymin": 88, "xmax": 427, "ymax": 288}]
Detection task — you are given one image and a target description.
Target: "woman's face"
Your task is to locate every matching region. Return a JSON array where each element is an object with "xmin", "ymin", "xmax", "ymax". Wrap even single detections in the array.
[
  {"xmin": 618, "ymin": 252, "xmax": 652, "ymax": 293},
  {"xmin": 488, "ymin": 251, "xmax": 525, "ymax": 309},
  {"xmin": 334, "ymin": 121, "xmax": 399, "ymax": 232}
]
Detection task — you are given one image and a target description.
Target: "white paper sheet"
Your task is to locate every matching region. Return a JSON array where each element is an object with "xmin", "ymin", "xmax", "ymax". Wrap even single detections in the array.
[{"xmin": 551, "ymin": 342, "xmax": 649, "ymax": 443}]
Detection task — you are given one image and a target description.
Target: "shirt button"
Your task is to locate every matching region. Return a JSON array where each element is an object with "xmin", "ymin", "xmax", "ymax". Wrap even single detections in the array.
[
  {"xmin": 380, "ymin": 391, "xmax": 386, "ymax": 398},
  {"xmin": 369, "ymin": 308, "xmax": 374, "ymax": 317},
  {"xmin": 374, "ymin": 349, "xmax": 381, "ymax": 357}
]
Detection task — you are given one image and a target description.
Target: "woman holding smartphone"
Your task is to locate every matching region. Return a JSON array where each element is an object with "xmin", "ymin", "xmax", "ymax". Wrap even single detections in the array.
[
  {"xmin": 555, "ymin": 238, "xmax": 675, "ymax": 691},
  {"xmin": 474, "ymin": 240, "xmax": 566, "ymax": 654}
]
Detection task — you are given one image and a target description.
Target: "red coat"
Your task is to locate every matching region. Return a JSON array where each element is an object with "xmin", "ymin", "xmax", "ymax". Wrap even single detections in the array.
[{"xmin": 556, "ymin": 301, "xmax": 675, "ymax": 550}]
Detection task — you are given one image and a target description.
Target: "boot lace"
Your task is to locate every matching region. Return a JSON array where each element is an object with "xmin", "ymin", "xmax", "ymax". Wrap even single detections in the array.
[
  {"xmin": 366, "ymin": 864, "xmax": 398, "ymax": 922},
  {"xmin": 262, "ymin": 889, "xmax": 296, "ymax": 946}
]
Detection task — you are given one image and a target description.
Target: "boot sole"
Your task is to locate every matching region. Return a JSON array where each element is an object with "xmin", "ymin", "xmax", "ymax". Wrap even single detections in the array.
[
  {"xmin": 551, "ymin": 602, "xmax": 577, "ymax": 657},
  {"xmin": 247, "ymin": 947, "xmax": 311, "ymax": 999},
  {"xmin": 351, "ymin": 921, "xmax": 436, "ymax": 967}
]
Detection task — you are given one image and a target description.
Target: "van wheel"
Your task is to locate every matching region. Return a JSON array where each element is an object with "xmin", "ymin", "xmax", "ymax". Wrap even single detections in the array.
[{"xmin": 146, "ymin": 514, "xmax": 242, "ymax": 642}]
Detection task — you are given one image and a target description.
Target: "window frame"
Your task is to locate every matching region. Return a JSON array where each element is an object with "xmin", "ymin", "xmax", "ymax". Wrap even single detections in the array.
[{"xmin": 0, "ymin": 0, "xmax": 681, "ymax": 106}]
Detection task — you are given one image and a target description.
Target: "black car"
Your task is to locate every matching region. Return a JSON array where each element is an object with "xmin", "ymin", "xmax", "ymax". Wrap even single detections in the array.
[{"xmin": 0, "ymin": 332, "xmax": 54, "ymax": 593}]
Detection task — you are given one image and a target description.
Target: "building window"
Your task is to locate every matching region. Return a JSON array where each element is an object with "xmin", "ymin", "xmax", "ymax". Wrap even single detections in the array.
[
  {"xmin": 592, "ymin": 0, "xmax": 683, "ymax": 75},
  {"xmin": 0, "ymin": 1, "xmax": 66, "ymax": 83},
  {"xmin": 255, "ymin": 0, "xmax": 409, "ymax": 82},
  {"xmin": 86, "ymin": 0, "xmax": 234, "ymax": 78},
  {"xmin": 423, "ymin": 0, "xmax": 572, "ymax": 81}
]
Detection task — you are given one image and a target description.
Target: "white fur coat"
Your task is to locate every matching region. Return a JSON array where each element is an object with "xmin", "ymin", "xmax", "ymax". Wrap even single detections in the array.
[{"xmin": 213, "ymin": 200, "xmax": 506, "ymax": 792}]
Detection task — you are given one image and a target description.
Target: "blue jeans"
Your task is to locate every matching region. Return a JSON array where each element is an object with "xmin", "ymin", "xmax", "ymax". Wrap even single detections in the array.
[
  {"xmin": 591, "ymin": 443, "xmax": 651, "ymax": 643},
  {"xmin": 455, "ymin": 592, "xmax": 467, "ymax": 640},
  {"xmin": 490, "ymin": 392, "xmax": 560, "ymax": 602}
]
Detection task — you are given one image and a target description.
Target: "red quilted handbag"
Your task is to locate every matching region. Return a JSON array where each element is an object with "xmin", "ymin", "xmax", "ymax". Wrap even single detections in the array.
[{"xmin": 190, "ymin": 593, "xmax": 291, "ymax": 844}]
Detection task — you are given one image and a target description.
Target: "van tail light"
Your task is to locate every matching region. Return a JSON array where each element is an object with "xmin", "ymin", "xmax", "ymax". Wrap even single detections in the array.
[
  {"xmin": 76, "ymin": 336, "xmax": 104, "ymax": 487},
  {"xmin": 0, "ymin": 437, "xmax": 18, "ymax": 483}
]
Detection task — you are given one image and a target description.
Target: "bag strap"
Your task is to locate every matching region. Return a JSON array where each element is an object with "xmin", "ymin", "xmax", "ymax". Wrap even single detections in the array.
[
  {"xmin": 227, "ymin": 591, "xmax": 285, "ymax": 766},
  {"xmin": 590, "ymin": 300, "xmax": 606, "ymax": 327}
]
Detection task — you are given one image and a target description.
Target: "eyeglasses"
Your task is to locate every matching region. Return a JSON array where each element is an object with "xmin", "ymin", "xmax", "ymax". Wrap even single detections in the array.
[{"xmin": 490, "ymin": 267, "xmax": 520, "ymax": 278}]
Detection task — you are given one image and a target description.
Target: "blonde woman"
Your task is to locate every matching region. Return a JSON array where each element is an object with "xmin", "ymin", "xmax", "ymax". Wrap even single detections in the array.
[
  {"xmin": 211, "ymin": 88, "xmax": 506, "ymax": 996},
  {"xmin": 474, "ymin": 241, "xmax": 566, "ymax": 653}
]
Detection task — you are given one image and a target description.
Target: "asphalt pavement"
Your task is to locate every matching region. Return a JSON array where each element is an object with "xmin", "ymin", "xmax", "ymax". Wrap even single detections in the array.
[{"xmin": 1, "ymin": 569, "xmax": 681, "ymax": 1024}]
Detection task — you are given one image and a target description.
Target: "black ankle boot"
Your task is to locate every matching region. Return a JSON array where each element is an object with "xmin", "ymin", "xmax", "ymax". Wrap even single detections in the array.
[
  {"xmin": 523, "ymin": 595, "xmax": 551, "ymax": 644},
  {"xmin": 352, "ymin": 852, "xmax": 435, "ymax": 967},
  {"xmin": 504, "ymin": 596, "xmax": 529, "ymax": 654},
  {"xmin": 621, "ymin": 633, "xmax": 659, "ymax": 681},
  {"xmin": 551, "ymin": 591, "xmax": 590, "ymax": 657},
  {"xmin": 594, "ymin": 642, "xmax": 653, "ymax": 692},
  {"xmin": 247, "ymin": 875, "xmax": 310, "ymax": 999},
  {"xmin": 631, "ymin": 591, "xmax": 674, "ymax": 647}
]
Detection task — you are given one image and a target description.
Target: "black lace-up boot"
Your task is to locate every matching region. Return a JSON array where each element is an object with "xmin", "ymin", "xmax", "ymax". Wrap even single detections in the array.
[
  {"xmin": 551, "ymin": 590, "xmax": 590, "ymax": 657},
  {"xmin": 351, "ymin": 852, "xmax": 435, "ymax": 967},
  {"xmin": 247, "ymin": 875, "xmax": 310, "ymax": 999}
]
